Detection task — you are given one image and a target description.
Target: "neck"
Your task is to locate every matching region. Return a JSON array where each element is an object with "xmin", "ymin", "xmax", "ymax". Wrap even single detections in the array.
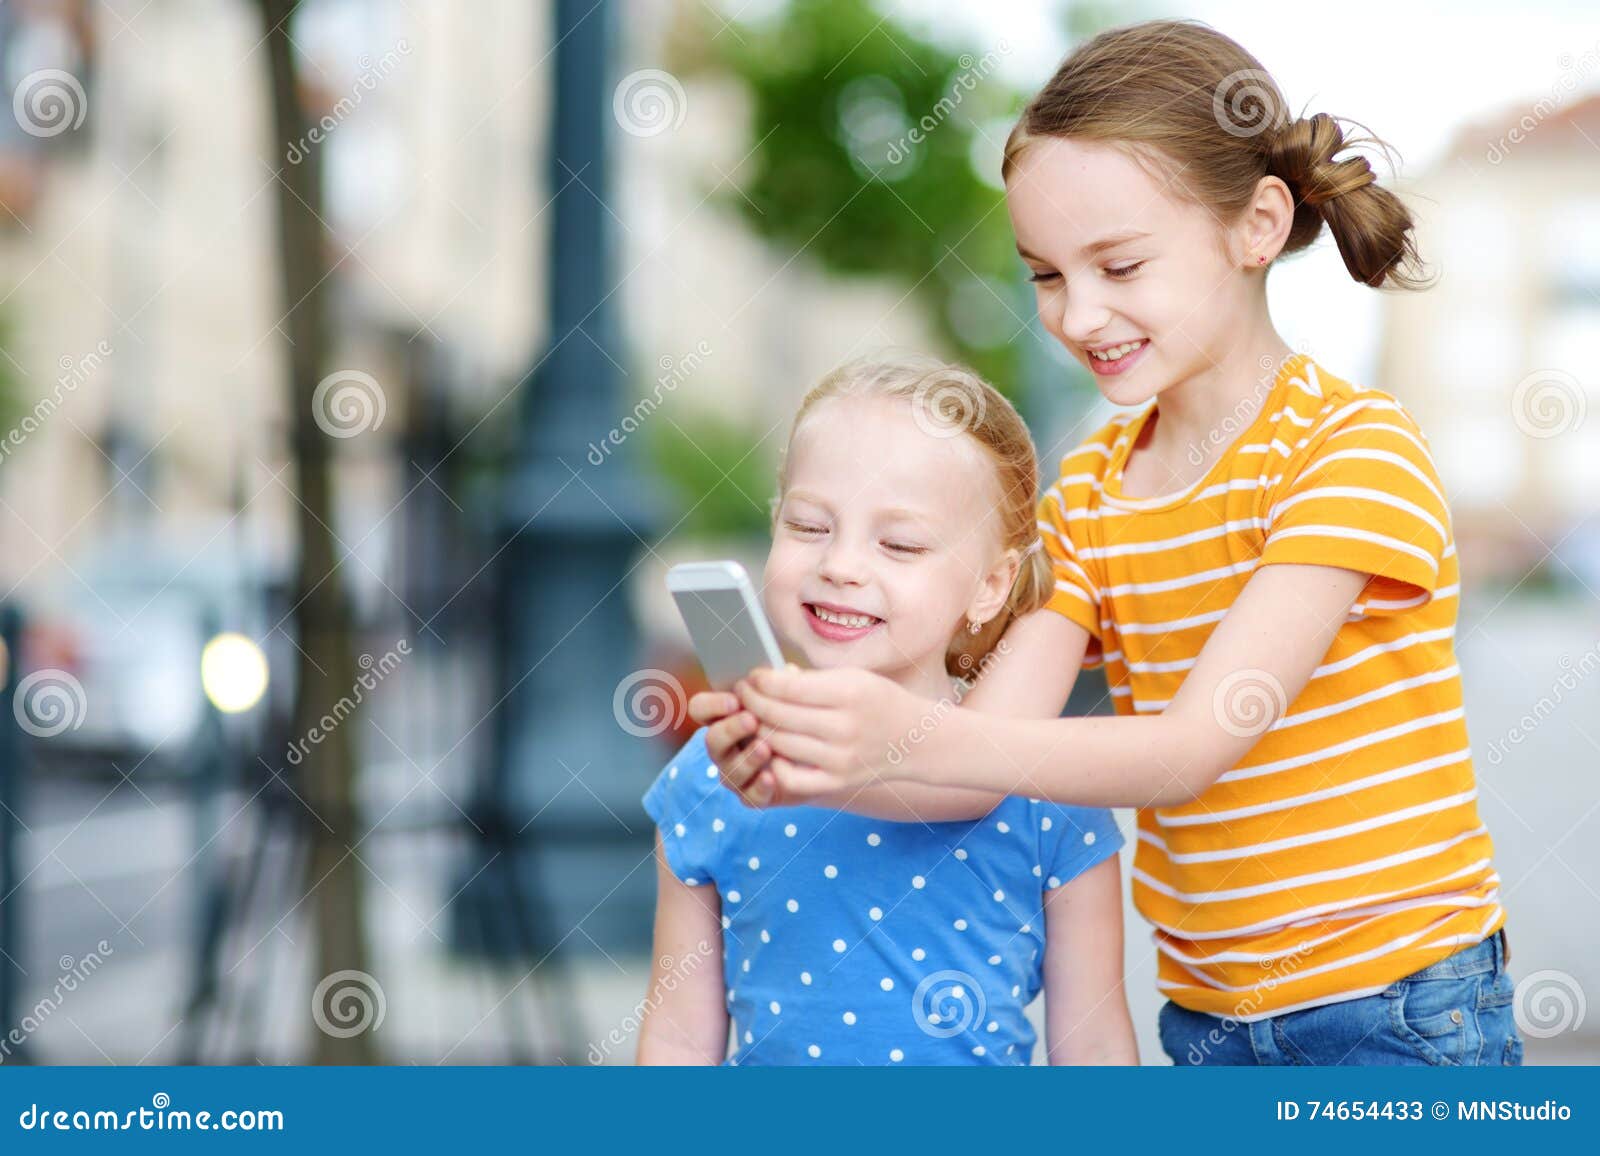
[{"xmin": 1148, "ymin": 323, "xmax": 1296, "ymax": 465}]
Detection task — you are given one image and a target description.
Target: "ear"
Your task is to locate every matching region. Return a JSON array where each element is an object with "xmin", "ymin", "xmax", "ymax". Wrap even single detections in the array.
[
  {"xmin": 1234, "ymin": 174, "xmax": 1296, "ymax": 266},
  {"xmin": 966, "ymin": 548, "xmax": 1021, "ymax": 629}
]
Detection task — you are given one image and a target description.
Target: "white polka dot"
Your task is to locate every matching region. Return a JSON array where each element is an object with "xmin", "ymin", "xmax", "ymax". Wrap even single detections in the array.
[
  {"xmin": 784, "ymin": 823, "xmax": 797, "ymax": 837},
  {"xmin": 673, "ymin": 823, "xmax": 686, "ymax": 837},
  {"xmin": 769, "ymin": 1000, "xmax": 781, "ymax": 1014},
  {"xmin": 911, "ymin": 947, "xmax": 926, "ymax": 961},
  {"xmin": 745, "ymin": 1030, "xmax": 753, "ymax": 1044},
  {"xmin": 953, "ymin": 848, "xmax": 968, "ymax": 861},
  {"xmin": 1011, "ymin": 985, "xmax": 1021, "ymax": 998},
  {"xmin": 706, "ymin": 765, "xmax": 718, "ymax": 779},
  {"xmin": 953, "ymin": 919, "xmax": 968, "ymax": 931},
  {"xmin": 880, "ymin": 977, "xmax": 894, "ymax": 991},
  {"xmin": 824, "ymin": 865, "xmax": 838, "ymax": 879},
  {"xmin": 911, "ymin": 875, "xmax": 925, "ymax": 889},
  {"xmin": 928, "ymin": 1013, "xmax": 942, "ymax": 1025},
  {"xmin": 721, "ymin": 916, "xmax": 730, "ymax": 929},
  {"xmin": 951, "ymin": 985, "xmax": 965, "ymax": 999},
  {"xmin": 1018, "ymin": 923, "xmax": 1032, "ymax": 934},
  {"xmin": 1083, "ymin": 831, "xmax": 1097, "ymax": 845},
  {"xmin": 869, "ymin": 906, "xmax": 883, "ymax": 921},
  {"xmin": 786, "ymin": 898, "xmax": 799, "ymax": 913},
  {"xmin": 987, "ymin": 954, "xmax": 1002, "ymax": 965},
  {"xmin": 760, "ymin": 929, "xmax": 771, "ymax": 943},
  {"xmin": 748, "ymin": 856, "xmax": 761, "ymax": 870},
  {"xmin": 996, "ymin": 821, "xmax": 1010, "ymax": 833},
  {"xmin": 668, "ymin": 765, "xmax": 679, "ymax": 779},
  {"xmin": 889, "ymin": 1048, "xmax": 904, "ymax": 1062},
  {"xmin": 801, "ymin": 971, "xmax": 812, "ymax": 985},
  {"xmin": 712, "ymin": 818, "xmax": 725, "ymax": 832},
  {"xmin": 972, "ymin": 1045, "xmax": 986, "ymax": 1056},
  {"xmin": 843, "ymin": 1011, "xmax": 857, "ymax": 1025},
  {"xmin": 867, "ymin": 832, "xmax": 881, "ymax": 846},
  {"xmin": 986, "ymin": 1021, "xmax": 998, "ymax": 1033},
  {"xmin": 832, "ymin": 938, "xmax": 847, "ymax": 953},
  {"xmin": 1032, "ymin": 864, "xmax": 1041, "ymax": 877},
  {"xmin": 684, "ymin": 877, "xmax": 699, "ymax": 886},
  {"xmin": 993, "ymin": 889, "xmax": 1005, "ymax": 902},
  {"xmin": 1007, "ymin": 1044, "xmax": 1015, "ymax": 1055},
  {"xmin": 808, "ymin": 1044, "xmax": 821, "ymax": 1058},
  {"xmin": 1047, "ymin": 876, "xmax": 1061, "ymax": 888},
  {"xmin": 741, "ymin": 959, "xmax": 751, "ymax": 973},
  {"xmin": 727, "ymin": 890, "xmax": 742, "ymax": 903},
  {"xmin": 1041, "ymin": 816, "xmax": 1052, "ymax": 831}
]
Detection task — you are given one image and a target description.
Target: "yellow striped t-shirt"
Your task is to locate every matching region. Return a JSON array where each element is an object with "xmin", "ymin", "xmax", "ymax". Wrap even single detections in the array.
[{"xmin": 1038, "ymin": 352, "xmax": 1503, "ymax": 1020}]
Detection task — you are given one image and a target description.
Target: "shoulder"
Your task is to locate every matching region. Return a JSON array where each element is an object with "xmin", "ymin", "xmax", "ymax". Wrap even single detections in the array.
[
  {"xmin": 643, "ymin": 728, "xmax": 736, "ymax": 824},
  {"xmin": 1042, "ymin": 408, "xmax": 1141, "ymax": 510},
  {"xmin": 1263, "ymin": 359, "xmax": 1439, "ymax": 482}
]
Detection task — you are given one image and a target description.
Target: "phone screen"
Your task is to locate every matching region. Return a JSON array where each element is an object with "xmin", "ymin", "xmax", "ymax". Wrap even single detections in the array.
[{"xmin": 671, "ymin": 587, "xmax": 782, "ymax": 691}]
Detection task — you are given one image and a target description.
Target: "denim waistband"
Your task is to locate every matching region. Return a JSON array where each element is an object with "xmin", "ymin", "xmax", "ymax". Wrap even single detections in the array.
[{"xmin": 1403, "ymin": 929, "xmax": 1506, "ymax": 981}]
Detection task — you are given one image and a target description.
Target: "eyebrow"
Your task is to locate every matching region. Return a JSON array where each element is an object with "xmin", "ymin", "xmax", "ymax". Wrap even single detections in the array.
[
  {"xmin": 1017, "ymin": 229, "xmax": 1151, "ymax": 262},
  {"xmin": 783, "ymin": 492, "xmax": 935, "ymax": 526}
]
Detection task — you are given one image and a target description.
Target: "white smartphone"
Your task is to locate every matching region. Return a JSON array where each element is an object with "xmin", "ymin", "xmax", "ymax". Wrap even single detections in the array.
[{"xmin": 666, "ymin": 560, "xmax": 792, "ymax": 691}]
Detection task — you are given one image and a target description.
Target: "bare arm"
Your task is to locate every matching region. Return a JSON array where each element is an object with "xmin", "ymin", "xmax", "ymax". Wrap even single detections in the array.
[
  {"xmin": 1042, "ymin": 855, "xmax": 1138, "ymax": 1065},
  {"xmin": 749, "ymin": 563, "xmax": 1369, "ymax": 808},
  {"xmin": 635, "ymin": 833, "xmax": 728, "ymax": 1065}
]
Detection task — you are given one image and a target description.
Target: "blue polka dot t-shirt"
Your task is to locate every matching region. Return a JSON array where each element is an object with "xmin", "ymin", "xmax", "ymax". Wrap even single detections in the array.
[{"xmin": 643, "ymin": 727, "xmax": 1124, "ymax": 1065}]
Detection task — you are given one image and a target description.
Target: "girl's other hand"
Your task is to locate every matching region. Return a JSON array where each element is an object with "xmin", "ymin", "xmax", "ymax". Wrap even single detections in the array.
[{"xmin": 689, "ymin": 688, "xmax": 779, "ymax": 808}]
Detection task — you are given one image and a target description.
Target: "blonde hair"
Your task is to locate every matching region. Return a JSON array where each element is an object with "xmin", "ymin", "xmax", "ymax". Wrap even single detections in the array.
[
  {"xmin": 773, "ymin": 356, "xmax": 1051, "ymax": 678},
  {"xmin": 1002, "ymin": 20, "xmax": 1427, "ymax": 289}
]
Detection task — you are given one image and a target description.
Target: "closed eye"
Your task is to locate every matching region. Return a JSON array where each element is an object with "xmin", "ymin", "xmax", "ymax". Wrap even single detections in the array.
[
  {"xmin": 1105, "ymin": 261, "xmax": 1144, "ymax": 280},
  {"xmin": 1027, "ymin": 269, "xmax": 1061, "ymax": 284},
  {"xmin": 784, "ymin": 520, "xmax": 825, "ymax": 536},
  {"xmin": 883, "ymin": 541, "xmax": 927, "ymax": 556}
]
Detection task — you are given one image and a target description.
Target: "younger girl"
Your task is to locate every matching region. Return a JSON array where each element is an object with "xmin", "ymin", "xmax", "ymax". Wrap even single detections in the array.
[
  {"xmin": 635, "ymin": 358, "xmax": 1136, "ymax": 1066},
  {"xmin": 712, "ymin": 21, "xmax": 1522, "ymax": 1066}
]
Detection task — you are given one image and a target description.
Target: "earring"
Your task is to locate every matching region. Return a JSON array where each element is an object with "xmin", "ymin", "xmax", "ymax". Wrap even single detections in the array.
[
  {"xmin": 1256, "ymin": 254, "xmax": 1267, "ymax": 265},
  {"xmin": 967, "ymin": 619, "xmax": 983, "ymax": 635}
]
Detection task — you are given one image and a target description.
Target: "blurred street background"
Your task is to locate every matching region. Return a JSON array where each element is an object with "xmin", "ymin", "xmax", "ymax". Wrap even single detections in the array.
[{"xmin": 0, "ymin": 0, "xmax": 1596, "ymax": 1065}]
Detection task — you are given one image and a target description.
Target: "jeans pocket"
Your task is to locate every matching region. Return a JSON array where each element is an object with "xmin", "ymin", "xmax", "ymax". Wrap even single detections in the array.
[{"xmin": 1389, "ymin": 975, "xmax": 1480, "ymax": 1066}]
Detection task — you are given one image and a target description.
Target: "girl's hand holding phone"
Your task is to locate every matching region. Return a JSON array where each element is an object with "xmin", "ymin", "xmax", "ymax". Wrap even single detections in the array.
[
  {"xmin": 735, "ymin": 665, "xmax": 929, "ymax": 798},
  {"xmin": 688, "ymin": 686, "xmax": 780, "ymax": 807}
]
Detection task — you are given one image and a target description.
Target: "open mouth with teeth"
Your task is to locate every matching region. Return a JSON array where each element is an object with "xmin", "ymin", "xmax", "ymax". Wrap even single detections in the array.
[
  {"xmin": 1087, "ymin": 339, "xmax": 1148, "ymax": 364},
  {"xmin": 804, "ymin": 601, "xmax": 884, "ymax": 642}
]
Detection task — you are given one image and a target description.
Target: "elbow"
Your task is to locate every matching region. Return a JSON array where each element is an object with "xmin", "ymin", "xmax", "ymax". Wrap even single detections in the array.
[{"xmin": 1149, "ymin": 717, "xmax": 1232, "ymax": 806}]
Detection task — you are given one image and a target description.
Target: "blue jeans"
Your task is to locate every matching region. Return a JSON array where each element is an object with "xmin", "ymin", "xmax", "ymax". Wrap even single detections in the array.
[{"xmin": 1158, "ymin": 931, "xmax": 1524, "ymax": 1066}]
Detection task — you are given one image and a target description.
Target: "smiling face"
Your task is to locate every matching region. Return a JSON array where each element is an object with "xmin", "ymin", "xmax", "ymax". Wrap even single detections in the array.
[
  {"xmin": 762, "ymin": 394, "xmax": 1014, "ymax": 691},
  {"xmin": 1005, "ymin": 136, "xmax": 1253, "ymax": 408}
]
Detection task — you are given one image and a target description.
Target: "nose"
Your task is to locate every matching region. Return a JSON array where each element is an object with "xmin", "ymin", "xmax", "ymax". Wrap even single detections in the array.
[
  {"xmin": 1053, "ymin": 280, "xmax": 1111, "ymax": 348},
  {"xmin": 816, "ymin": 533, "xmax": 868, "ymax": 587}
]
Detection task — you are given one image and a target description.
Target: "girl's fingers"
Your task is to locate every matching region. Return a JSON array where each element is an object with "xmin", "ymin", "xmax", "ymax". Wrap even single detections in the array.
[
  {"xmin": 738, "ymin": 769, "xmax": 777, "ymax": 809},
  {"xmin": 717, "ymin": 735, "xmax": 772, "ymax": 793},
  {"xmin": 748, "ymin": 666, "xmax": 853, "ymax": 708},
  {"xmin": 735, "ymin": 678, "xmax": 843, "ymax": 742},
  {"xmin": 770, "ymin": 756, "xmax": 843, "ymax": 799},
  {"xmin": 704, "ymin": 711, "xmax": 757, "ymax": 765},
  {"xmin": 762, "ymin": 728, "xmax": 846, "ymax": 774},
  {"xmin": 688, "ymin": 691, "xmax": 741, "ymax": 726}
]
